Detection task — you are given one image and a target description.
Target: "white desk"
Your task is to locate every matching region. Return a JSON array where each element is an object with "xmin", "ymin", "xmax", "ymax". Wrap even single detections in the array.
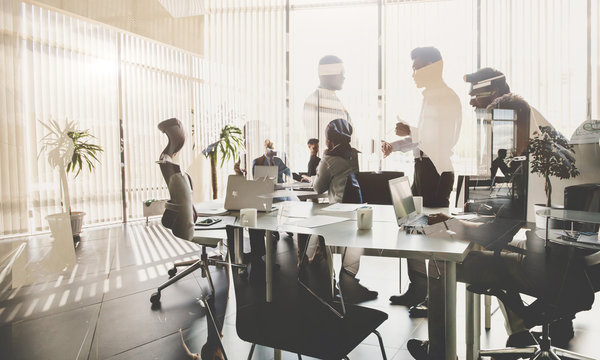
[{"xmin": 225, "ymin": 201, "xmax": 471, "ymax": 360}]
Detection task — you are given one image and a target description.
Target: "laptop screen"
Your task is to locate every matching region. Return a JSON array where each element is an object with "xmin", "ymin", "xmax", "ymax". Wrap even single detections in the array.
[
  {"xmin": 254, "ymin": 165, "xmax": 278, "ymax": 180},
  {"xmin": 389, "ymin": 177, "xmax": 416, "ymax": 224}
]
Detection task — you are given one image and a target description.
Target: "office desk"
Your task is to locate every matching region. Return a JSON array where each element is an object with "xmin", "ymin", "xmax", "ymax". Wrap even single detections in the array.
[
  {"xmin": 197, "ymin": 200, "xmax": 522, "ymax": 360},
  {"xmin": 226, "ymin": 201, "xmax": 472, "ymax": 360}
]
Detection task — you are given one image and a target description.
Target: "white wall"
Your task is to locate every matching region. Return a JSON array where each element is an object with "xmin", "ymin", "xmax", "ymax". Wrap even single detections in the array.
[{"xmin": 32, "ymin": 0, "xmax": 204, "ymax": 55}]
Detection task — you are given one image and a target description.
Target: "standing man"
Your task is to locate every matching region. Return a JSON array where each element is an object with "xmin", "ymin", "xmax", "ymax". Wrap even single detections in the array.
[
  {"xmin": 304, "ymin": 55, "xmax": 358, "ymax": 153},
  {"xmin": 382, "ymin": 47, "xmax": 462, "ymax": 310}
]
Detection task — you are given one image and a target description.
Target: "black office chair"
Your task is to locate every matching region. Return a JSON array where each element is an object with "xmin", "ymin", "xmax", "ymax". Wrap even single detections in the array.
[
  {"xmin": 356, "ymin": 171, "xmax": 404, "ymax": 205},
  {"xmin": 226, "ymin": 225, "xmax": 388, "ymax": 359},
  {"xmin": 470, "ymin": 241, "xmax": 596, "ymax": 359}
]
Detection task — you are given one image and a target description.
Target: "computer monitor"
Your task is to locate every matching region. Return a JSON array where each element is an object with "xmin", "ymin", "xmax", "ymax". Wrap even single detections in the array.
[{"xmin": 388, "ymin": 176, "xmax": 417, "ymax": 226}]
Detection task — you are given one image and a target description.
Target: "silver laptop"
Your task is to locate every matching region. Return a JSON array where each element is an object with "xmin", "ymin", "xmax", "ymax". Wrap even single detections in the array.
[
  {"xmin": 389, "ymin": 176, "xmax": 428, "ymax": 227},
  {"xmin": 224, "ymin": 175, "xmax": 275, "ymax": 212},
  {"xmin": 253, "ymin": 165, "xmax": 278, "ymax": 181}
]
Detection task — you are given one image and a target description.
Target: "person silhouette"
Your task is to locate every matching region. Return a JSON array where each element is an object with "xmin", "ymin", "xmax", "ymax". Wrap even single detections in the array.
[{"xmin": 303, "ymin": 55, "xmax": 357, "ymax": 155}]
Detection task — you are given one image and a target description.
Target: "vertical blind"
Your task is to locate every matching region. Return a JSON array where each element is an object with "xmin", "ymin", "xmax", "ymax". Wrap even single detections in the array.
[
  {"xmin": 204, "ymin": 0, "xmax": 287, "ymax": 172},
  {"xmin": 1, "ymin": 0, "xmax": 597, "ymax": 237}
]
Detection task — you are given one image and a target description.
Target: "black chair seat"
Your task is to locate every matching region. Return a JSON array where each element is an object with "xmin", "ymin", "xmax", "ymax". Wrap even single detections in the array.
[{"xmin": 236, "ymin": 301, "xmax": 388, "ymax": 359}]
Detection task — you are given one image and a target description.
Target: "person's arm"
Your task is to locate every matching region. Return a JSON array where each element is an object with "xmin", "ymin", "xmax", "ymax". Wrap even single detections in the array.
[{"xmin": 312, "ymin": 159, "xmax": 332, "ymax": 194}]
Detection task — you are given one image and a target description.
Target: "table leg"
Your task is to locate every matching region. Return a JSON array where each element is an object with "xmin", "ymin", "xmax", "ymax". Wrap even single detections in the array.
[
  {"xmin": 466, "ymin": 289, "xmax": 481, "ymax": 360},
  {"xmin": 265, "ymin": 230, "xmax": 273, "ymax": 303},
  {"xmin": 274, "ymin": 349, "xmax": 281, "ymax": 360},
  {"xmin": 445, "ymin": 261, "xmax": 456, "ymax": 360}
]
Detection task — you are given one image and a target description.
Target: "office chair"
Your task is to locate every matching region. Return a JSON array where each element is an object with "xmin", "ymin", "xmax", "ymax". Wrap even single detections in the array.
[
  {"xmin": 150, "ymin": 118, "xmax": 228, "ymax": 305},
  {"xmin": 226, "ymin": 225, "xmax": 388, "ymax": 359},
  {"xmin": 469, "ymin": 243, "xmax": 596, "ymax": 359},
  {"xmin": 356, "ymin": 171, "xmax": 404, "ymax": 205}
]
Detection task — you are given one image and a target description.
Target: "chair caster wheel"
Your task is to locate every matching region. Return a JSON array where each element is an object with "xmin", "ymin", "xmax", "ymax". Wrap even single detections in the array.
[
  {"xmin": 150, "ymin": 292, "xmax": 161, "ymax": 304},
  {"xmin": 168, "ymin": 268, "xmax": 177, "ymax": 278}
]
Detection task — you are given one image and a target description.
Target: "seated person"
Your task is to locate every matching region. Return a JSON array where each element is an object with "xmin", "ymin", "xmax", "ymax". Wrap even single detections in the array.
[
  {"xmin": 305, "ymin": 138, "xmax": 321, "ymax": 179},
  {"xmin": 491, "ymin": 148, "xmax": 511, "ymax": 179},
  {"xmin": 407, "ymin": 223, "xmax": 599, "ymax": 359},
  {"xmin": 252, "ymin": 139, "xmax": 291, "ymax": 183},
  {"xmin": 311, "ymin": 118, "xmax": 377, "ymax": 302},
  {"xmin": 312, "ymin": 120, "xmax": 358, "ymax": 202}
]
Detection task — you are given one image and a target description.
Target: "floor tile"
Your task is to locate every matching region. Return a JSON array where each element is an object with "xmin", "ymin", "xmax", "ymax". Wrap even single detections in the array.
[{"xmin": 1, "ymin": 303, "xmax": 100, "ymax": 360}]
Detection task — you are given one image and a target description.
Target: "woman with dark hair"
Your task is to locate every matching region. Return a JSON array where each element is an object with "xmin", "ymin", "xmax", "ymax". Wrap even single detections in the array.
[
  {"xmin": 311, "ymin": 119, "xmax": 377, "ymax": 302},
  {"xmin": 312, "ymin": 119, "xmax": 359, "ymax": 203}
]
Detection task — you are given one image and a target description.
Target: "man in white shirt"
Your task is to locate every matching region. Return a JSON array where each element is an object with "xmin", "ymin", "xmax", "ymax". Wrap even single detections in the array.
[
  {"xmin": 382, "ymin": 47, "xmax": 462, "ymax": 309},
  {"xmin": 304, "ymin": 55, "xmax": 357, "ymax": 154}
]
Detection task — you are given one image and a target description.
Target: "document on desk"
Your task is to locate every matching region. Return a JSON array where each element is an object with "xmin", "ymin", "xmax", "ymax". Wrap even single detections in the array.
[
  {"xmin": 578, "ymin": 233, "xmax": 600, "ymax": 246},
  {"xmin": 321, "ymin": 203, "xmax": 363, "ymax": 212},
  {"xmin": 285, "ymin": 215, "xmax": 349, "ymax": 228}
]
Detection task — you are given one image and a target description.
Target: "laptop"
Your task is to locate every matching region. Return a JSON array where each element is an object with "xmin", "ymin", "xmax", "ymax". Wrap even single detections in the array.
[
  {"xmin": 253, "ymin": 165, "xmax": 278, "ymax": 181},
  {"xmin": 388, "ymin": 176, "xmax": 428, "ymax": 228},
  {"xmin": 224, "ymin": 175, "xmax": 275, "ymax": 212}
]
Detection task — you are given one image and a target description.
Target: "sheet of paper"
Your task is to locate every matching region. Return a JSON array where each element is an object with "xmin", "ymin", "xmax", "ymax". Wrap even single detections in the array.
[
  {"xmin": 321, "ymin": 203, "xmax": 363, "ymax": 212},
  {"xmin": 285, "ymin": 215, "xmax": 349, "ymax": 228},
  {"xmin": 579, "ymin": 233, "xmax": 600, "ymax": 245},
  {"xmin": 392, "ymin": 137, "xmax": 420, "ymax": 153}
]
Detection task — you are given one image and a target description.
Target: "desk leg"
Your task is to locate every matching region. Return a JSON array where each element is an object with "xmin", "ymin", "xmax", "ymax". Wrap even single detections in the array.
[
  {"xmin": 466, "ymin": 289, "xmax": 481, "ymax": 360},
  {"xmin": 274, "ymin": 349, "xmax": 281, "ymax": 360},
  {"xmin": 445, "ymin": 261, "xmax": 457, "ymax": 360},
  {"xmin": 265, "ymin": 230, "xmax": 273, "ymax": 303}
]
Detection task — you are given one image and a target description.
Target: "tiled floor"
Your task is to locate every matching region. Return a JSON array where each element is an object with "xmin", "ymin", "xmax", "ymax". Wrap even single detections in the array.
[{"xmin": 0, "ymin": 220, "xmax": 599, "ymax": 360}]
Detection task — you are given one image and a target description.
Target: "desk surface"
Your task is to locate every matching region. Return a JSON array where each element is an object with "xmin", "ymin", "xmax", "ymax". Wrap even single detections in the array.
[{"xmin": 194, "ymin": 200, "xmax": 523, "ymax": 262}]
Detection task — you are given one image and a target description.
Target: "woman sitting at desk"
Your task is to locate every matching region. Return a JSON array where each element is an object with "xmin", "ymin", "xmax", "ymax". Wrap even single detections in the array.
[
  {"xmin": 312, "ymin": 119, "xmax": 359, "ymax": 203},
  {"xmin": 252, "ymin": 139, "xmax": 291, "ymax": 183},
  {"xmin": 310, "ymin": 118, "xmax": 377, "ymax": 302}
]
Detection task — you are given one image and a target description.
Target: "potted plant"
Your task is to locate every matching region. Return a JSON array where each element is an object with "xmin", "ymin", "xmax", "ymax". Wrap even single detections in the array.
[
  {"xmin": 40, "ymin": 119, "xmax": 103, "ymax": 240},
  {"xmin": 528, "ymin": 126, "xmax": 579, "ymax": 225},
  {"xmin": 202, "ymin": 125, "xmax": 245, "ymax": 199}
]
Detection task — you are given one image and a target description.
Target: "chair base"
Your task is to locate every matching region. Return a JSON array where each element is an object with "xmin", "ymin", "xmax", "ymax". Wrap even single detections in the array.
[{"xmin": 480, "ymin": 345, "xmax": 595, "ymax": 360}]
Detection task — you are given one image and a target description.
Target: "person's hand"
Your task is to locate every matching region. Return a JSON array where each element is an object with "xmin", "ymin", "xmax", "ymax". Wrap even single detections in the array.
[
  {"xmin": 233, "ymin": 158, "xmax": 246, "ymax": 176},
  {"xmin": 381, "ymin": 140, "xmax": 393, "ymax": 158},
  {"xmin": 395, "ymin": 122, "xmax": 411, "ymax": 137},
  {"xmin": 427, "ymin": 213, "xmax": 451, "ymax": 225},
  {"xmin": 301, "ymin": 175, "xmax": 311, "ymax": 183}
]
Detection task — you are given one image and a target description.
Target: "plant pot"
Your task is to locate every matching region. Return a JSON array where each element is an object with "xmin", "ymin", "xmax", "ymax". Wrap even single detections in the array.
[
  {"xmin": 70, "ymin": 211, "xmax": 86, "ymax": 237},
  {"xmin": 534, "ymin": 204, "xmax": 549, "ymax": 229}
]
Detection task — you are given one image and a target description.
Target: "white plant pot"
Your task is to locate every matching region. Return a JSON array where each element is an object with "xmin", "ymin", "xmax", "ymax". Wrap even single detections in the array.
[
  {"xmin": 70, "ymin": 211, "xmax": 86, "ymax": 236},
  {"xmin": 534, "ymin": 204, "xmax": 549, "ymax": 229},
  {"xmin": 143, "ymin": 200, "xmax": 167, "ymax": 218}
]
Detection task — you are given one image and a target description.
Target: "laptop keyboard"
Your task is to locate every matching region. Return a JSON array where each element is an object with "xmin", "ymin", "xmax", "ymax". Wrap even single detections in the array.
[{"xmin": 408, "ymin": 214, "xmax": 429, "ymax": 226}]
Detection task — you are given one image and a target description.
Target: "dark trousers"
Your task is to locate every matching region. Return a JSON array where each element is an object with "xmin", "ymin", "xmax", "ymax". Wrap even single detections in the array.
[
  {"xmin": 412, "ymin": 157, "xmax": 454, "ymax": 208},
  {"xmin": 408, "ymin": 157, "xmax": 455, "ymax": 293}
]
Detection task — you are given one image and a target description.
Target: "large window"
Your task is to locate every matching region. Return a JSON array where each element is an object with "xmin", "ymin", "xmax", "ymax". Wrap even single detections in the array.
[
  {"xmin": 1, "ymin": 0, "xmax": 598, "ymax": 237},
  {"xmin": 289, "ymin": 3, "xmax": 379, "ymax": 170}
]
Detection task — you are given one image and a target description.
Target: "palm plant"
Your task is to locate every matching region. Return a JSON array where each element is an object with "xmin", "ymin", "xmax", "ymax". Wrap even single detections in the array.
[
  {"xmin": 202, "ymin": 125, "xmax": 245, "ymax": 199},
  {"xmin": 39, "ymin": 119, "xmax": 103, "ymax": 213},
  {"xmin": 528, "ymin": 126, "xmax": 579, "ymax": 207}
]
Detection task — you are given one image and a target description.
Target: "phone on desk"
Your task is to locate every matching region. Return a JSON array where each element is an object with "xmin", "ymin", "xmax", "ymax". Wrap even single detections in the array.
[{"xmin": 196, "ymin": 218, "xmax": 222, "ymax": 227}]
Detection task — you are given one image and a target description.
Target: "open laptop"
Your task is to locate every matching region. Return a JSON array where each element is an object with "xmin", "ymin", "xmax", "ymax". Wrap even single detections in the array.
[
  {"xmin": 224, "ymin": 175, "xmax": 275, "ymax": 212},
  {"xmin": 388, "ymin": 176, "xmax": 428, "ymax": 228},
  {"xmin": 253, "ymin": 165, "xmax": 278, "ymax": 181}
]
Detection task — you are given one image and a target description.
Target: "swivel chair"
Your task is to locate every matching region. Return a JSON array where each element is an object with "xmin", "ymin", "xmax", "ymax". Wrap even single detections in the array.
[{"xmin": 470, "ymin": 242, "xmax": 596, "ymax": 359}]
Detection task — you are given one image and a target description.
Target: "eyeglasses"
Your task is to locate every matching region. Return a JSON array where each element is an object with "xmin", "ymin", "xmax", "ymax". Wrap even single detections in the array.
[{"xmin": 470, "ymin": 91, "xmax": 494, "ymax": 99}]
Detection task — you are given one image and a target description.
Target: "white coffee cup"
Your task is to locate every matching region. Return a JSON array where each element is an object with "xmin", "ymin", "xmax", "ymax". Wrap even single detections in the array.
[
  {"xmin": 413, "ymin": 196, "xmax": 423, "ymax": 214},
  {"xmin": 357, "ymin": 206, "xmax": 373, "ymax": 230},
  {"xmin": 240, "ymin": 208, "xmax": 257, "ymax": 227}
]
